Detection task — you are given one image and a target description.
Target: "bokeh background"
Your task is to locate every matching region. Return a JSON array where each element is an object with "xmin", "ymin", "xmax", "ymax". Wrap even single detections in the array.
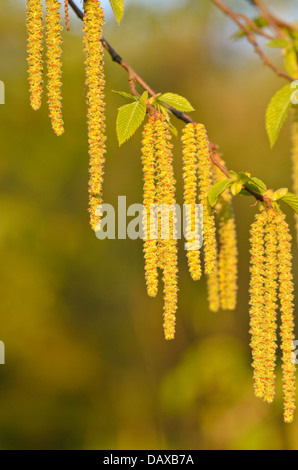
[{"xmin": 1, "ymin": 0, "xmax": 298, "ymax": 450}]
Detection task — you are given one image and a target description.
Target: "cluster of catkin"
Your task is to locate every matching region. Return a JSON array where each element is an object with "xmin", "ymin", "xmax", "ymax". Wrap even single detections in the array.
[
  {"xmin": 181, "ymin": 123, "xmax": 238, "ymax": 313},
  {"xmin": 141, "ymin": 113, "xmax": 178, "ymax": 340},
  {"xmin": 249, "ymin": 209, "xmax": 296, "ymax": 423},
  {"xmin": 27, "ymin": 0, "xmax": 107, "ymax": 230},
  {"xmin": 26, "ymin": 0, "xmax": 65, "ymax": 135}
]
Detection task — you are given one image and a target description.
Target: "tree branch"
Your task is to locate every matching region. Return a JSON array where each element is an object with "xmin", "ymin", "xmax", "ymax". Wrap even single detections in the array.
[
  {"xmin": 68, "ymin": 0, "xmax": 272, "ymax": 208},
  {"xmin": 210, "ymin": 0, "xmax": 294, "ymax": 82}
]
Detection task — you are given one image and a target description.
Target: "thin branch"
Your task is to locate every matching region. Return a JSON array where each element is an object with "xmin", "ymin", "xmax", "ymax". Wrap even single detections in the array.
[
  {"xmin": 68, "ymin": 0, "xmax": 272, "ymax": 207},
  {"xmin": 210, "ymin": 0, "xmax": 294, "ymax": 82}
]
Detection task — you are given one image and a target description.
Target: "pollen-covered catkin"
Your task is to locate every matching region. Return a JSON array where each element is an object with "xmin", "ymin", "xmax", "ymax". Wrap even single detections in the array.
[
  {"xmin": 276, "ymin": 213, "xmax": 296, "ymax": 423},
  {"xmin": 249, "ymin": 210, "xmax": 267, "ymax": 399},
  {"xmin": 45, "ymin": 0, "xmax": 64, "ymax": 136},
  {"xmin": 141, "ymin": 115, "xmax": 158, "ymax": 297},
  {"xmin": 83, "ymin": 0, "xmax": 106, "ymax": 230},
  {"xmin": 291, "ymin": 108, "xmax": 298, "ymax": 245},
  {"xmin": 155, "ymin": 114, "xmax": 178, "ymax": 340},
  {"xmin": 182, "ymin": 123, "xmax": 201, "ymax": 281},
  {"xmin": 27, "ymin": 0, "xmax": 43, "ymax": 111},
  {"xmin": 195, "ymin": 124, "xmax": 217, "ymax": 275},
  {"xmin": 207, "ymin": 265, "xmax": 220, "ymax": 312},
  {"xmin": 212, "ymin": 160, "xmax": 238, "ymax": 310},
  {"xmin": 263, "ymin": 209, "xmax": 278, "ymax": 404}
]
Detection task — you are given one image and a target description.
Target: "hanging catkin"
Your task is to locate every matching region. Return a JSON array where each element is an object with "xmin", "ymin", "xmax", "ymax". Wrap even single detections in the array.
[
  {"xmin": 276, "ymin": 213, "xmax": 296, "ymax": 423},
  {"xmin": 196, "ymin": 124, "xmax": 217, "ymax": 275},
  {"xmin": 45, "ymin": 0, "xmax": 64, "ymax": 136},
  {"xmin": 263, "ymin": 209, "xmax": 278, "ymax": 404},
  {"xmin": 212, "ymin": 160, "xmax": 238, "ymax": 311},
  {"xmin": 83, "ymin": 0, "xmax": 106, "ymax": 230},
  {"xmin": 27, "ymin": 0, "xmax": 44, "ymax": 111},
  {"xmin": 155, "ymin": 114, "xmax": 178, "ymax": 340},
  {"xmin": 182, "ymin": 123, "xmax": 202, "ymax": 281},
  {"xmin": 291, "ymin": 108, "xmax": 298, "ymax": 245},
  {"xmin": 249, "ymin": 210, "xmax": 267, "ymax": 399},
  {"xmin": 141, "ymin": 115, "xmax": 158, "ymax": 298}
]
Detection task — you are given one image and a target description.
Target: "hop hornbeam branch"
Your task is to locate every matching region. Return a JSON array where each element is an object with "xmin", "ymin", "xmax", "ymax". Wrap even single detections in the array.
[{"xmin": 68, "ymin": 0, "xmax": 274, "ymax": 210}]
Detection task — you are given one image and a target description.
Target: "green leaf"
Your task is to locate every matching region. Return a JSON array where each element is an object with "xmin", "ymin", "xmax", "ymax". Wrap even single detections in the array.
[
  {"xmin": 112, "ymin": 90, "xmax": 138, "ymax": 101},
  {"xmin": 267, "ymin": 38, "xmax": 290, "ymax": 48},
  {"xmin": 228, "ymin": 170, "xmax": 238, "ymax": 180},
  {"xmin": 157, "ymin": 93, "xmax": 194, "ymax": 113},
  {"xmin": 116, "ymin": 91, "xmax": 147, "ymax": 146},
  {"xmin": 265, "ymin": 84, "xmax": 293, "ymax": 147},
  {"xmin": 230, "ymin": 181, "xmax": 243, "ymax": 196},
  {"xmin": 244, "ymin": 177, "xmax": 267, "ymax": 195},
  {"xmin": 208, "ymin": 179, "xmax": 233, "ymax": 207},
  {"xmin": 108, "ymin": 0, "xmax": 125, "ymax": 24},
  {"xmin": 280, "ymin": 192, "xmax": 298, "ymax": 214}
]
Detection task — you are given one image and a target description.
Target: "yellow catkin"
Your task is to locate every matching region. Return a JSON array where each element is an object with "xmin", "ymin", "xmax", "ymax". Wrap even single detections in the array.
[
  {"xmin": 276, "ymin": 214, "xmax": 296, "ymax": 423},
  {"xmin": 83, "ymin": 0, "xmax": 106, "ymax": 230},
  {"xmin": 212, "ymin": 160, "xmax": 238, "ymax": 310},
  {"xmin": 141, "ymin": 115, "xmax": 158, "ymax": 297},
  {"xmin": 249, "ymin": 210, "xmax": 267, "ymax": 399},
  {"xmin": 291, "ymin": 108, "xmax": 298, "ymax": 245},
  {"xmin": 182, "ymin": 123, "xmax": 202, "ymax": 281},
  {"xmin": 65, "ymin": 0, "xmax": 70, "ymax": 31},
  {"xmin": 263, "ymin": 209, "xmax": 278, "ymax": 404},
  {"xmin": 45, "ymin": 0, "xmax": 64, "ymax": 136},
  {"xmin": 155, "ymin": 114, "xmax": 178, "ymax": 340},
  {"xmin": 26, "ymin": 0, "xmax": 43, "ymax": 111},
  {"xmin": 195, "ymin": 124, "xmax": 217, "ymax": 275}
]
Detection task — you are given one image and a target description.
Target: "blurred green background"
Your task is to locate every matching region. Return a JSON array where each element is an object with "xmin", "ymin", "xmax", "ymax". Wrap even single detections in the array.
[{"xmin": 0, "ymin": 0, "xmax": 298, "ymax": 450}]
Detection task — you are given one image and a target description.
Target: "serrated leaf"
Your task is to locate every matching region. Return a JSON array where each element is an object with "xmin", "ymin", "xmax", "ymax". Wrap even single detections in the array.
[
  {"xmin": 208, "ymin": 179, "xmax": 233, "ymax": 207},
  {"xmin": 265, "ymin": 84, "xmax": 293, "ymax": 147},
  {"xmin": 267, "ymin": 38, "xmax": 290, "ymax": 48},
  {"xmin": 116, "ymin": 91, "xmax": 147, "ymax": 146},
  {"xmin": 109, "ymin": 0, "xmax": 125, "ymax": 24},
  {"xmin": 112, "ymin": 90, "xmax": 138, "ymax": 101},
  {"xmin": 243, "ymin": 177, "xmax": 267, "ymax": 196},
  {"xmin": 157, "ymin": 93, "xmax": 194, "ymax": 113},
  {"xmin": 280, "ymin": 191, "xmax": 298, "ymax": 214}
]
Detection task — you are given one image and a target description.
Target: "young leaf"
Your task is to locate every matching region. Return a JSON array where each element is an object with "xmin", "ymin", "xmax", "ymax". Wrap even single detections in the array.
[
  {"xmin": 280, "ymin": 191, "xmax": 298, "ymax": 214},
  {"xmin": 108, "ymin": 0, "xmax": 125, "ymax": 24},
  {"xmin": 245, "ymin": 177, "xmax": 267, "ymax": 194},
  {"xmin": 116, "ymin": 91, "xmax": 147, "ymax": 146},
  {"xmin": 112, "ymin": 90, "xmax": 138, "ymax": 101},
  {"xmin": 265, "ymin": 84, "xmax": 293, "ymax": 147},
  {"xmin": 156, "ymin": 93, "xmax": 194, "ymax": 113},
  {"xmin": 267, "ymin": 38, "xmax": 289, "ymax": 49},
  {"xmin": 169, "ymin": 122, "xmax": 178, "ymax": 138},
  {"xmin": 208, "ymin": 179, "xmax": 233, "ymax": 207}
]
